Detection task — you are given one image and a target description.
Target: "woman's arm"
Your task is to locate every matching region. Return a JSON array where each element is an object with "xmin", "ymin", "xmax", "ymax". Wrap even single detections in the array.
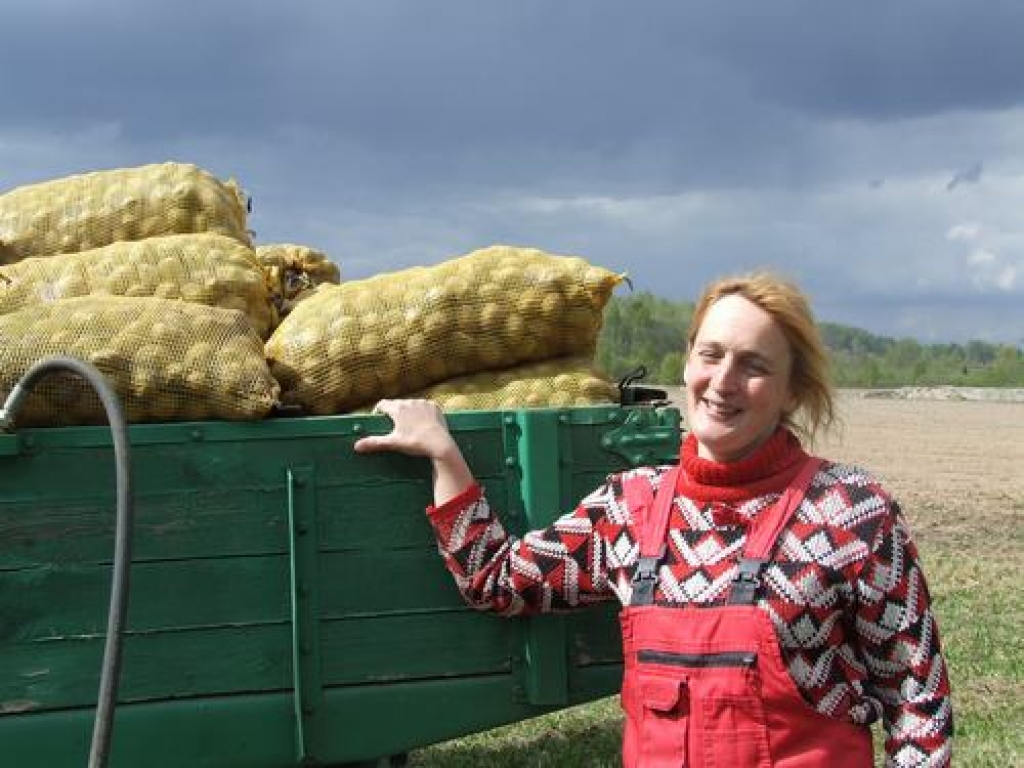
[
  {"xmin": 855, "ymin": 500, "xmax": 953, "ymax": 766},
  {"xmin": 354, "ymin": 398, "xmax": 623, "ymax": 615}
]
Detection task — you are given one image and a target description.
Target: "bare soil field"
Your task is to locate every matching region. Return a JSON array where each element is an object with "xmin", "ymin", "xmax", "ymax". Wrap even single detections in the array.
[{"xmin": 814, "ymin": 390, "xmax": 1024, "ymax": 555}]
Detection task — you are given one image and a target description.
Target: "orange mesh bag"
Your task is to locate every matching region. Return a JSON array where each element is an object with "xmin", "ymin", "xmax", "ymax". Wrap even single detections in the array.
[
  {"xmin": 0, "ymin": 162, "xmax": 251, "ymax": 264},
  {"xmin": 255, "ymin": 243, "xmax": 341, "ymax": 316},
  {"xmin": 265, "ymin": 245, "xmax": 623, "ymax": 415},
  {"xmin": 0, "ymin": 296, "xmax": 279, "ymax": 426},
  {"xmin": 409, "ymin": 356, "xmax": 619, "ymax": 411},
  {"xmin": 0, "ymin": 233, "xmax": 277, "ymax": 338}
]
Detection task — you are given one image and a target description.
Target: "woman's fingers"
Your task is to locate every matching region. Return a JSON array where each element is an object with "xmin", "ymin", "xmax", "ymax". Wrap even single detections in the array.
[{"xmin": 353, "ymin": 398, "xmax": 451, "ymax": 457}]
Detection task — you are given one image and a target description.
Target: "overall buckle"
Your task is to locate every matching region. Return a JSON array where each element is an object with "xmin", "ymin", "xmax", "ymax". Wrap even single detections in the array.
[
  {"xmin": 630, "ymin": 545, "xmax": 666, "ymax": 606},
  {"xmin": 728, "ymin": 558, "xmax": 768, "ymax": 605}
]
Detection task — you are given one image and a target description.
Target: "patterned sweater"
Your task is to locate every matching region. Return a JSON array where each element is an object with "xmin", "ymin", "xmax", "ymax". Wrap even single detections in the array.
[{"xmin": 426, "ymin": 427, "xmax": 953, "ymax": 767}]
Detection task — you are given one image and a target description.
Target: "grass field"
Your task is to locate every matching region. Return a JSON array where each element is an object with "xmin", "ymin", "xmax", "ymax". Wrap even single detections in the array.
[{"xmin": 403, "ymin": 392, "xmax": 1024, "ymax": 767}]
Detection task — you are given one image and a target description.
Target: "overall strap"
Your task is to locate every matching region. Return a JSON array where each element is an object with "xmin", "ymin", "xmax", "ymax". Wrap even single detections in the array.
[
  {"xmin": 624, "ymin": 464, "xmax": 682, "ymax": 606},
  {"xmin": 728, "ymin": 457, "xmax": 823, "ymax": 605}
]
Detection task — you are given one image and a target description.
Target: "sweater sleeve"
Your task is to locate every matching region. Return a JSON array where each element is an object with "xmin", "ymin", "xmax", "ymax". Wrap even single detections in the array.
[
  {"xmin": 855, "ymin": 500, "xmax": 954, "ymax": 767},
  {"xmin": 425, "ymin": 479, "xmax": 621, "ymax": 616}
]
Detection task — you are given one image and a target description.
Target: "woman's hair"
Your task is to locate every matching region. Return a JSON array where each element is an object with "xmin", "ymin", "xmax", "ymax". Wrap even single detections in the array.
[{"xmin": 687, "ymin": 271, "xmax": 836, "ymax": 442}]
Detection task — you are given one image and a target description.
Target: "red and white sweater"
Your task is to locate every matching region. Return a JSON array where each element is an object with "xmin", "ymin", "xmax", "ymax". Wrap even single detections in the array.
[{"xmin": 426, "ymin": 427, "xmax": 953, "ymax": 767}]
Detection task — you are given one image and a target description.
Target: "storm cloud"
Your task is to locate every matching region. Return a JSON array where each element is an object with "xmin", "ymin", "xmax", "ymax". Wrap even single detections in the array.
[{"xmin": 3, "ymin": 0, "xmax": 1024, "ymax": 342}]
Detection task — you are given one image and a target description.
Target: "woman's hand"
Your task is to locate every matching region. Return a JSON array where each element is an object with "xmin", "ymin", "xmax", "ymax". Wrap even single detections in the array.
[
  {"xmin": 353, "ymin": 398, "xmax": 456, "ymax": 459},
  {"xmin": 354, "ymin": 398, "xmax": 475, "ymax": 505}
]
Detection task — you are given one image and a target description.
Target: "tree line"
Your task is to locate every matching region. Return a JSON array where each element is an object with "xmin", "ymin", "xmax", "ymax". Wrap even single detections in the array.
[{"xmin": 595, "ymin": 292, "xmax": 1024, "ymax": 388}]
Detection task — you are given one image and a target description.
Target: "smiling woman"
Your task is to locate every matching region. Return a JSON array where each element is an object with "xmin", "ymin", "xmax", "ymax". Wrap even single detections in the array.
[{"xmin": 354, "ymin": 270, "xmax": 954, "ymax": 767}]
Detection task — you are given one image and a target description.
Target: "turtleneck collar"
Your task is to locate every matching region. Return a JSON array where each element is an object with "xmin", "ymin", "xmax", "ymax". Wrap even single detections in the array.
[{"xmin": 676, "ymin": 426, "xmax": 810, "ymax": 503}]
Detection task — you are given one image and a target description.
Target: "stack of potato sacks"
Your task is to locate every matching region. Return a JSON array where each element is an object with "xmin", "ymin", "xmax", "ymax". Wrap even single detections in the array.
[
  {"xmin": 265, "ymin": 245, "xmax": 623, "ymax": 414},
  {"xmin": 0, "ymin": 162, "xmax": 621, "ymax": 427}
]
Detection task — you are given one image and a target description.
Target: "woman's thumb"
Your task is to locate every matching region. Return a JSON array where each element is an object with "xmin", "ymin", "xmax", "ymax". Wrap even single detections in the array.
[{"xmin": 353, "ymin": 434, "xmax": 390, "ymax": 453}]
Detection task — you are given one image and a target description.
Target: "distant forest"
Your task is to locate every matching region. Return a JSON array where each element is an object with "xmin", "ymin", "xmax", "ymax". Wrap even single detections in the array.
[{"xmin": 595, "ymin": 292, "xmax": 1024, "ymax": 388}]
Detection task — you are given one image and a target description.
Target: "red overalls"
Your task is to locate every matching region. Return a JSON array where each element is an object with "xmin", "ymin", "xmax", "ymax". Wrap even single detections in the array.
[{"xmin": 619, "ymin": 459, "xmax": 874, "ymax": 767}]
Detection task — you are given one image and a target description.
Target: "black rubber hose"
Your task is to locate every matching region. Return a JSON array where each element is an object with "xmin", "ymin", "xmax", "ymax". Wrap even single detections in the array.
[{"xmin": 1, "ymin": 356, "xmax": 133, "ymax": 768}]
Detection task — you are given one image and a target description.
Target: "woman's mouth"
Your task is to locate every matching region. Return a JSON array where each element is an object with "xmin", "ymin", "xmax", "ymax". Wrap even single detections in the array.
[{"xmin": 702, "ymin": 398, "xmax": 740, "ymax": 419}]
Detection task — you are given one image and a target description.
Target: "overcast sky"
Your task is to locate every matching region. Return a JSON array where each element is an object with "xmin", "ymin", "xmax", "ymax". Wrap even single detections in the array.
[{"xmin": 3, "ymin": 0, "xmax": 1024, "ymax": 344}]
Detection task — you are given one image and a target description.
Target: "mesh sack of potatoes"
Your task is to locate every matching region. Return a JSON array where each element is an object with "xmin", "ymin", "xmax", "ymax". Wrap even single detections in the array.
[
  {"xmin": 266, "ymin": 245, "xmax": 623, "ymax": 415},
  {"xmin": 0, "ymin": 296, "xmax": 279, "ymax": 427},
  {"xmin": 0, "ymin": 162, "xmax": 251, "ymax": 265},
  {"xmin": 0, "ymin": 233, "xmax": 278, "ymax": 338},
  {"xmin": 406, "ymin": 356, "xmax": 619, "ymax": 411},
  {"xmin": 255, "ymin": 243, "xmax": 341, "ymax": 316}
]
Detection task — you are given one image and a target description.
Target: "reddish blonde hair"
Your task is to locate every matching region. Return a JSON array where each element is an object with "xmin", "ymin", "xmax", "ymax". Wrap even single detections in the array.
[{"xmin": 687, "ymin": 271, "xmax": 836, "ymax": 441}]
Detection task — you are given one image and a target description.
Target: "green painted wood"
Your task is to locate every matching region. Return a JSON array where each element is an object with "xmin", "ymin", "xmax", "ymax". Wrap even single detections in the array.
[
  {"xmin": 0, "ymin": 547, "xmax": 490, "ymax": 644},
  {"xmin": 0, "ymin": 490, "xmax": 284, "ymax": 566},
  {"xmin": 0, "ymin": 432, "xmax": 20, "ymax": 456},
  {"xmin": 0, "ymin": 610, "xmax": 538, "ymax": 711},
  {"xmin": 0, "ymin": 666, "xmax": 624, "ymax": 767},
  {"xmin": 0, "ymin": 455, "xmax": 509, "ymax": 570},
  {"xmin": 0, "ymin": 405, "xmax": 681, "ymax": 763},
  {"xmin": 0, "ymin": 561, "xmax": 623, "ymax": 666},
  {"xmin": 0, "ymin": 557, "xmax": 291, "ymax": 641},
  {"xmin": 567, "ymin": 602, "xmax": 625, "ymax": 665},
  {"xmin": 0, "ymin": 624, "xmax": 293, "ymax": 711},
  {"xmin": 515, "ymin": 410, "xmax": 569, "ymax": 707},
  {"xmin": 319, "ymin": 548, "xmax": 466, "ymax": 616},
  {"xmin": 319, "ymin": 610, "xmax": 514, "ymax": 684}
]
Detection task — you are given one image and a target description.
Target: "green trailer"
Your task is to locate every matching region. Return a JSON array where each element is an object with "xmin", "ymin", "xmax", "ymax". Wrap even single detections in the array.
[{"xmin": 0, "ymin": 403, "xmax": 680, "ymax": 766}]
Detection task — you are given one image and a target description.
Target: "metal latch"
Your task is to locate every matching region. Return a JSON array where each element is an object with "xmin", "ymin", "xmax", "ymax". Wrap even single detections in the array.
[
  {"xmin": 601, "ymin": 407, "xmax": 681, "ymax": 466},
  {"xmin": 618, "ymin": 365, "xmax": 669, "ymax": 406}
]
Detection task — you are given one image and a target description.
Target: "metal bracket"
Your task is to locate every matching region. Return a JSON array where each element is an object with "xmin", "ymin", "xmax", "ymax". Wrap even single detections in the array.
[
  {"xmin": 600, "ymin": 408, "xmax": 682, "ymax": 466},
  {"xmin": 287, "ymin": 465, "xmax": 325, "ymax": 763}
]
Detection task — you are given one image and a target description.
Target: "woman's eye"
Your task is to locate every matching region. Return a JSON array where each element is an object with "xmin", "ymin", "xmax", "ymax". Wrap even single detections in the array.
[{"xmin": 746, "ymin": 361, "xmax": 769, "ymax": 375}]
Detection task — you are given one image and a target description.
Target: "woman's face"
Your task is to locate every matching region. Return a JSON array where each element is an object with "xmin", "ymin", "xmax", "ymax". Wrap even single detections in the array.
[{"xmin": 684, "ymin": 294, "xmax": 796, "ymax": 462}]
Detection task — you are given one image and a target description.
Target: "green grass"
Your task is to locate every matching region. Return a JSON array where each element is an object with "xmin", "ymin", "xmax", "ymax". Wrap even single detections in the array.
[
  {"xmin": 405, "ymin": 697, "xmax": 622, "ymax": 767},
  {"xmin": 922, "ymin": 543, "xmax": 1023, "ymax": 766},
  {"xmin": 401, "ymin": 523, "xmax": 1022, "ymax": 767}
]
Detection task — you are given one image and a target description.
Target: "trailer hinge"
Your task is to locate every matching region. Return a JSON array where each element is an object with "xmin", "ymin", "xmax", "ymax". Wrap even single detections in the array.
[{"xmin": 601, "ymin": 408, "xmax": 682, "ymax": 466}]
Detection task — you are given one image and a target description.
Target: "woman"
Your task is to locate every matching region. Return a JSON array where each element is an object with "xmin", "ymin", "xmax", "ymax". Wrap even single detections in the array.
[{"xmin": 354, "ymin": 272, "xmax": 953, "ymax": 767}]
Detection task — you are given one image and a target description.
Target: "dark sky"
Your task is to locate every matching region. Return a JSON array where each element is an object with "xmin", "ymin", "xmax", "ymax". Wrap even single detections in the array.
[{"xmin": 3, "ymin": 0, "xmax": 1024, "ymax": 343}]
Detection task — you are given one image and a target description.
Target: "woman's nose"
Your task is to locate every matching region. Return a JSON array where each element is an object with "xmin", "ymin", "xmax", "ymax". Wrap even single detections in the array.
[{"xmin": 710, "ymin": 358, "xmax": 739, "ymax": 391}]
